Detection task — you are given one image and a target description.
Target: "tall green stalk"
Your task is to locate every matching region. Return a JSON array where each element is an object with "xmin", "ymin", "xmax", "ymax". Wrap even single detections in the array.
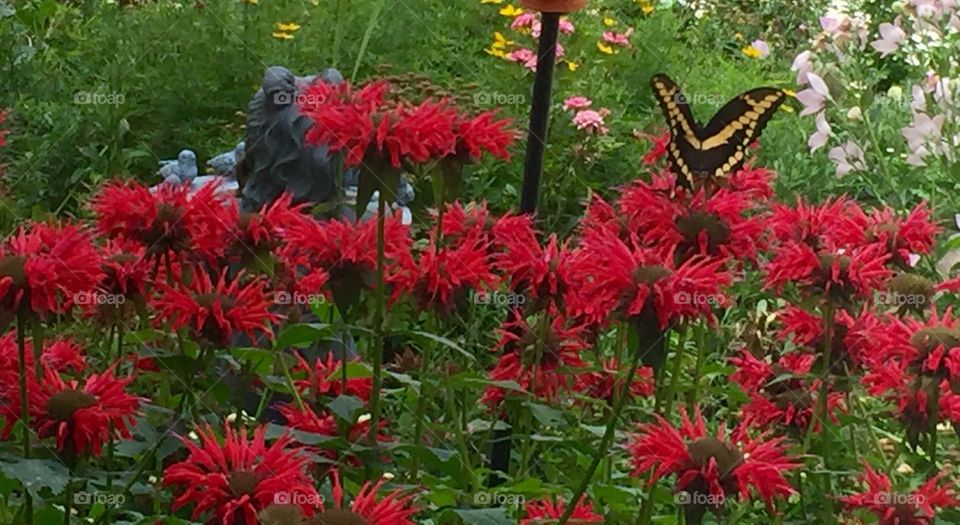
[
  {"xmin": 16, "ymin": 313, "xmax": 33, "ymax": 525},
  {"xmin": 367, "ymin": 194, "xmax": 387, "ymax": 443},
  {"xmin": 557, "ymin": 322, "xmax": 649, "ymax": 525}
]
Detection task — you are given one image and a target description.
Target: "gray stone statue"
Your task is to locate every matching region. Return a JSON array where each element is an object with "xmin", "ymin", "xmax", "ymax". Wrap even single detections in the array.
[
  {"xmin": 207, "ymin": 141, "xmax": 245, "ymax": 178},
  {"xmin": 239, "ymin": 66, "xmax": 344, "ymax": 213},
  {"xmin": 157, "ymin": 149, "xmax": 198, "ymax": 186}
]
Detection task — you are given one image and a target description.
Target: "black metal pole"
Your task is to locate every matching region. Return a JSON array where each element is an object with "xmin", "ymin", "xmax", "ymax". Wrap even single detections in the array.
[
  {"xmin": 488, "ymin": 12, "xmax": 563, "ymax": 489},
  {"xmin": 519, "ymin": 11, "xmax": 561, "ymax": 215}
]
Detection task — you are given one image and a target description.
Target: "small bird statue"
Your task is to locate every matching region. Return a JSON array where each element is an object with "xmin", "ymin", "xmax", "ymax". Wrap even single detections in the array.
[
  {"xmin": 206, "ymin": 141, "xmax": 245, "ymax": 178},
  {"xmin": 157, "ymin": 149, "xmax": 198, "ymax": 185}
]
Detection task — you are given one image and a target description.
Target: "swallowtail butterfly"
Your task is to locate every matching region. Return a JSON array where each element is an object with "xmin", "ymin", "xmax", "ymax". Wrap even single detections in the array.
[{"xmin": 651, "ymin": 74, "xmax": 786, "ymax": 189}]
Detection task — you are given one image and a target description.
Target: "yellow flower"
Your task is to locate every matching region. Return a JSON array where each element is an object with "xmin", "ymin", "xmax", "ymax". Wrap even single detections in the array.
[
  {"xmin": 734, "ymin": 32, "xmax": 743, "ymax": 41},
  {"xmin": 481, "ymin": 0, "xmax": 503, "ymax": 3},
  {"xmin": 565, "ymin": 61, "xmax": 579, "ymax": 71},
  {"xmin": 491, "ymin": 31, "xmax": 514, "ymax": 49},
  {"xmin": 597, "ymin": 41, "xmax": 615, "ymax": 54},
  {"xmin": 603, "ymin": 17, "xmax": 616, "ymax": 27},
  {"xmin": 244, "ymin": 0, "xmax": 258, "ymax": 5},
  {"xmin": 272, "ymin": 31, "xmax": 294, "ymax": 40},
  {"xmin": 499, "ymin": 4, "xmax": 523, "ymax": 16},
  {"xmin": 276, "ymin": 22, "xmax": 301, "ymax": 32},
  {"xmin": 742, "ymin": 46, "xmax": 762, "ymax": 59},
  {"xmin": 485, "ymin": 31, "xmax": 514, "ymax": 58},
  {"xmin": 783, "ymin": 88, "xmax": 797, "ymax": 97},
  {"xmin": 637, "ymin": 0, "xmax": 654, "ymax": 14}
]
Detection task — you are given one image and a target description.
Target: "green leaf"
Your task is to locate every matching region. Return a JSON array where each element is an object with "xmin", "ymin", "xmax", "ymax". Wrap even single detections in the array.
[
  {"xmin": 274, "ymin": 323, "xmax": 332, "ymax": 350},
  {"xmin": 327, "ymin": 395, "xmax": 364, "ymax": 423},
  {"xmin": 409, "ymin": 330, "xmax": 476, "ymax": 362},
  {"xmin": 451, "ymin": 508, "xmax": 511, "ymax": 525},
  {"xmin": 0, "ymin": 457, "xmax": 69, "ymax": 498},
  {"xmin": 524, "ymin": 402, "xmax": 567, "ymax": 428}
]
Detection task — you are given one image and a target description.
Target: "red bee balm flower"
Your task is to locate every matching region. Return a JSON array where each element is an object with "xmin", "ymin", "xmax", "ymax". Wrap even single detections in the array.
[
  {"xmin": 454, "ymin": 111, "xmax": 515, "ymax": 161},
  {"xmin": 153, "ymin": 268, "xmax": 279, "ymax": 348},
  {"xmin": 33, "ymin": 364, "xmax": 141, "ymax": 456},
  {"xmin": 626, "ymin": 407, "xmax": 799, "ymax": 515},
  {"xmin": 91, "ymin": 180, "xmax": 233, "ymax": 263},
  {"xmin": 838, "ymin": 463, "xmax": 958, "ymax": 525},
  {"xmin": 293, "ymin": 352, "xmax": 372, "ymax": 402},
  {"xmin": 164, "ymin": 424, "xmax": 321, "ymax": 524},
  {"xmin": 521, "ymin": 496, "xmax": 604, "ymax": 524},
  {"xmin": 566, "ymin": 228, "xmax": 731, "ymax": 329},
  {"xmin": 316, "ymin": 469, "xmax": 418, "ymax": 524},
  {"xmin": 0, "ymin": 221, "xmax": 103, "ymax": 317}
]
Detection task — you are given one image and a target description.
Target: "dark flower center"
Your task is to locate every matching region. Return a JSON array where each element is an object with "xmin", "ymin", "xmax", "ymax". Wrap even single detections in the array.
[
  {"xmin": 307, "ymin": 509, "xmax": 371, "ymax": 525},
  {"xmin": 632, "ymin": 265, "xmax": 672, "ymax": 285},
  {"xmin": 676, "ymin": 213, "xmax": 730, "ymax": 251},
  {"xmin": 108, "ymin": 252, "xmax": 139, "ymax": 265},
  {"xmin": 258, "ymin": 503, "xmax": 304, "ymax": 525},
  {"xmin": 228, "ymin": 470, "xmax": 260, "ymax": 498},
  {"xmin": 687, "ymin": 437, "xmax": 742, "ymax": 477},
  {"xmin": 910, "ymin": 326, "xmax": 960, "ymax": 357},
  {"xmin": 45, "ymin": 389, "xmax": 97, "ymax": 421},
  {"xmin": 0, "ymin": 255, "xmax": 27, "ymax": 287},
  {"xmin": 194, "ymin": 292, "xmax": 236, "ymax": 310}
]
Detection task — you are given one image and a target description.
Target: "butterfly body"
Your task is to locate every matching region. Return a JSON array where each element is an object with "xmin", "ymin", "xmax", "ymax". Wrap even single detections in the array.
[{"xmin": 651, "ymin": 74, "xmax": 786, "ymax": 188}]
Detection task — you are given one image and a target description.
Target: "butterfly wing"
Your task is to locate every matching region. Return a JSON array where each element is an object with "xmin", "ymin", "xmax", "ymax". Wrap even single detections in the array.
[
  {"xmin": 695, "ymin": 87, "xmax": 786, "ymax": 179},
  {"xmin": 650, "ymin": 74, "xmax": 704, "ymax": 188}
]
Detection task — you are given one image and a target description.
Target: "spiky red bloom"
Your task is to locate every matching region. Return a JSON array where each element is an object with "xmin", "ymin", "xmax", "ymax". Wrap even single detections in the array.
[
  {"xmin": 152, "ymin": 268, "xmax": 279, "ymax": 348},
  {"xmin": 0, "ymin": 221, "xmax": 104, "ymax": 317},
  {"xmin": 164, "ymin": 424, "xmax": 321, "ymax": 524},
  {"xmin": 566, "ymin": 228, "xmax": 731, "ymax": 329},
  {"xmin": 91, "ymin": 180, "xmax": 232, "ymax": 263},
  {"xmin": 638, "ymin": 131, "xmax": 669, "ymax": 165},
  {"xmin": 276, "ymin": 403, "xmax": 390, "ymax": 465},
  {"xmin": 764, "ymin": 241, "xmax": 892, "ymax": 300},
  {"xmin": 375, "ymin": 100, "xmax": 457, "ymax": 167},
  {"xmin": 731, "ymin": 352, "xmax": 845, "ymax": 433},
  {"xmin": 455, "ymin": 111, "xmax": 515, "ymax": 161},
  {"xmin": 98, "ymin": 239, "xmax": 150, "ymax": 298},
  {"xmin": 493, "ymin": 217, "xmax": 571, "ymax": 306},
  {"xmin": 228, "ymin": 193, "xmax": 308, "ymax": 267},
  {"xmin": 293, "ymin": 352, "xmax": 372, "ymax": 402},
  {"xmin": 318, "ymin": 469, "xmax": 418, "ymax": 524},
  {"xmin": 278, "ymin": 212, "xmax": 412, "ymax": 284},
  {"xmin": 619, "ymin": 176, "xmax": 767, "ymax": 263},
  {"xmin": 300, "ymin": 80, "xmax": 390, "ymax": 166},
  {"xmin": 481, "ymin": 312, "xmax": 588, "ymax": 407},
  {"xmin": 864, "ymin": 203, "xmax": 940, "ymax": 267},
  {"xmin": 391, "ymin": 230, "xmax": 498, "ymax": 310},
  {"xmin": 575, "ymin": 357, "xmax": 654, "ymax": 404},
  {"xmin": 521, "ymin": 496, "xmax": 604, "ymax": 524},
  {"xmin": 0, "ymin": 332, "xmax": 86, "ymax": 438},
  {"xmin": 768, "ymin": 196, "xmax": 867, "ymax": 250},
  {"xmin": 626, "ymin": 407, "xmax": 799, "ymax": 512},
  {"xmin": 30, "ymin": 364, "xmax": 141, "ymax": 456},
  {"xmin": 838, "ymin": 463, "xmax": 958, "ymax": 524}
]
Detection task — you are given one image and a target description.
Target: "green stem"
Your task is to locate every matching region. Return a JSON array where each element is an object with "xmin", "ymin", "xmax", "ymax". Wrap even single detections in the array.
[
  {"xmin": 367, "ymin": 193, "xmax": 387, "ymax": 443},
  {"xmin": 63, "ymin": 472, "xmax": 72, "ymax": 525},
  {"xmin": 408, "ymin": 315, "xmax": 434, "ymax": 482},
  {"xmin": 557, "ymin": 323, "xmax": 650, "ymax": 525},
  {"xmin": 686, "ymin": 324, "xmax": 707, "ymax": 413},
  {"xmin": 16, "ymin": 313, "xmax": 33, "ymax": 525}
]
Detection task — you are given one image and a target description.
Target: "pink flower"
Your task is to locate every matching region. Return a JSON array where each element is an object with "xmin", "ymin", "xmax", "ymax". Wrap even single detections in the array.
[
  {"xmin": 796, "ymin": 72, "xmax": 830, "ymax": 116},
  {"xmin": 792, "ymin": 51, "xmax": 814, "ymax": 84},
  {"xmin": 902, "ymin": 112, "xmax": 946, "ymax": 166},
  {"xmin": 572, "ymin": 108, "xmax": 610, "ymax": 134},
  {"xmin": 827, "ymin": 140, "xmax": 866, "ymax": 177},
  {"xmin": 872, "ymin": 21, "xmax": 906, "ymax": 57},
  {"xmin": 808, "ymin": 111, "xmax": 832, "ymax": 151},
  {"xmin": 507, "ymin": 48, "xmax": 538, "ymax": 71},
  {"xmin": 750, "ymin": 39, "xmax": 770, "ymax": 58},
  {"xmin": 602, "ymin": 28, "xmax": 634, "ymax": 47},
  {"xmin": 563, "ymin": 96, "xmax": 592, "ymax": 111},
  {"xmin": 511, "ymin": 13, "xmax": 541, "ymax": 36},
  {"xmin": 559, "ymin": 17, "xmax": 575, "ymax": 34}
]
